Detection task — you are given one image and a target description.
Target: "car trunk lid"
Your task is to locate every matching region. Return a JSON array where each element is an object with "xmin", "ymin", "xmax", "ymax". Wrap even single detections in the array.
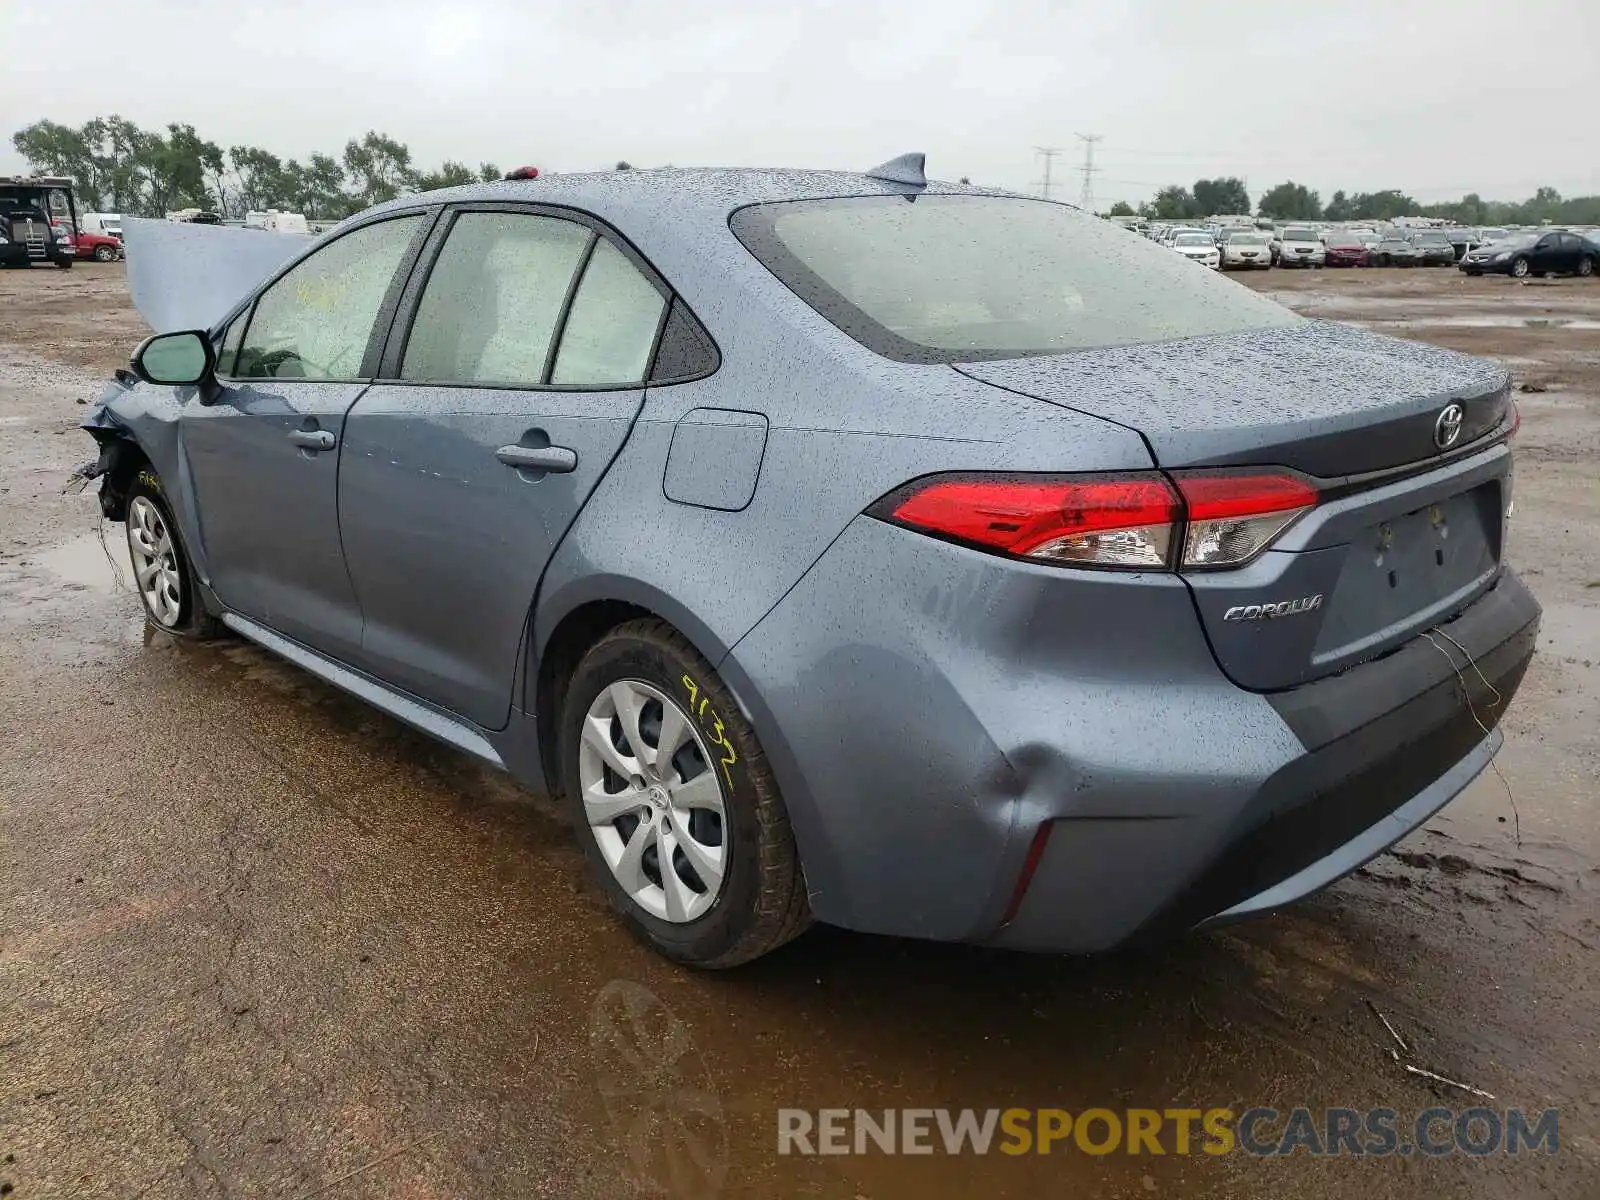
[{"xmin": 956, "ymin": 321, "xmax": 1515, "ymax": 690}]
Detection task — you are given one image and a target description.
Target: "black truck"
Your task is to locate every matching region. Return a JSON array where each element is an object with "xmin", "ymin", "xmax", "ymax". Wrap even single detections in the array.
[{"xmin": 0, "ymin": 176, "xmax": 79, "ymax": 269}]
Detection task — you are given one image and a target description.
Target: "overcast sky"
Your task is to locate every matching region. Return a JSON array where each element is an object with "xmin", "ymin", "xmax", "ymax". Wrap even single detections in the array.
[{"xmin": 5, "ymin": 0, "xmax": 1594, "ymax": 207}]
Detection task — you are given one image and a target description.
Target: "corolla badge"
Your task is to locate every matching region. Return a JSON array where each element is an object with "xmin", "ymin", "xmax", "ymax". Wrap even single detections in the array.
[
  {"xmin": 1434, "ymin": 402, "xmax": 1465, "ymax": 450},
  {"xmin": 1223, "ymin": 594, "xmax": 1324, "ymax": 621}
]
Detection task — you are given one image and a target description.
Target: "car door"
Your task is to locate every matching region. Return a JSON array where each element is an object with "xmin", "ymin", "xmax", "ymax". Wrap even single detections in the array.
[
  {"xmin": 1558, "ymin": 233, "xmax": 1584, "ymax": 273},
  {"xmin": 181, "ymin": 213, "xmax": 430, "ymax": 660},
  {"xmin": 337, "ymin": 206, "xmax": 671, "ymax": 729},
  {"xmin": 1531, "ymin": 233, "xmax": 1561, "ymax": 272}
]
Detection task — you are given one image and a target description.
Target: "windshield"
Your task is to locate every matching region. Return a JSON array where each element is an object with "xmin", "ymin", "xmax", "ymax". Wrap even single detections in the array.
[
  {"xmin": 1174, "ymin": 233, "xmax": 1213, "ymax": 246},
  {"xmin": 1413, "ymin": 232, "xmax": 1448, "ymax": 244},
  {"xmin": 732, "ymin": 195, "xmax": 1301, "ymax": 362},
  {"xmin": 1227, "ymin": 234, "xmax": 1266, "ymax": 245},
  {"xmin": 1282, "ymin": 228, "xmax": 1316, "ymax": 241}
]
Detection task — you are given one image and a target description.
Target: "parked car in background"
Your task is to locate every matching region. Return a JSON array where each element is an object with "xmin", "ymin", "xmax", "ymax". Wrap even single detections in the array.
[
  {"xmin": 1409, "ymin": 229, "xmax": 1458, "ymax": 267},
  {"xmin": 1478, "ymin": 227, "xmax": 1512, "ymax": 247},
  {"xmin": 1322, "ymin": 232, "xmax": 1370, "ymax": 267},
  {"xmin": 1346, "ymin": 227, "xmax": 1380, "ymax": 248},
  {"xmin": 1171, "ymin": 231, "xmax": 1221, "ymax": 269},
  {"xmin": 1444, "ymin": 228, "xmax": 1480, "ymax": 261},
  {"xmin": 80, "ymin": 164, "xmax": 1538, "ymax": 965},
  {"xmin": 1277, "ymin": 226, "xmax": 1325, "ymax": 267},
  {"xmin": 1459, "ymin": 230, "xmax": 1599, "ymax": 278},
  {"xmin": 74, "ymin": 230, "xmax": 124, "ymax": 262},
  {"xmin": 1219, "ymin": 230, "xmax": 1272, "ymax": 270},
  {"xmin": 1370, "ymin": 235, "xmax": 1423, "ymax": 267}
]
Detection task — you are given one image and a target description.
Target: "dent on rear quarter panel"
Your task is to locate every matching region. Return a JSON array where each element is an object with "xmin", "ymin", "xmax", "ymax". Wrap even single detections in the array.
[{"xmin": 533, "ymin": 317, "xmax": 1152, "ymax": 669}]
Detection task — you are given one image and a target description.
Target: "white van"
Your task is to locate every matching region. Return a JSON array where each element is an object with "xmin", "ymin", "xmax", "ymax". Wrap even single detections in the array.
[
  {"xmin": 244, "ymin": 209, "xmax": 310, "ymax": 235},
  {"xmin": 81, "ymin": 212, "xmax": 122, "ymax": 241}
]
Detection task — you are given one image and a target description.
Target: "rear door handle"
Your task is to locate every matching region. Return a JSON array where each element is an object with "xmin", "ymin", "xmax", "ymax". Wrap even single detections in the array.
[
  {"xmin": 496, "ymin": 444, "xmax": 577, "ymax": 473},
  {"xmin": 289, "ymin": 429, "xmax": 336, "ymax": 452}
]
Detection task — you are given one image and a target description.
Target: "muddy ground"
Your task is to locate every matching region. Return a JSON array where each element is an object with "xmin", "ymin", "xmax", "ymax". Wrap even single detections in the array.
[{"xmin": 0, "ymin": 262, "xmax": 1595, "ymax": 1199}]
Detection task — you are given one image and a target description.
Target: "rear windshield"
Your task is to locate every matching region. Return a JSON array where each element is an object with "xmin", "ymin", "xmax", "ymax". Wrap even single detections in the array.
[
  {"xmin": 1282, "ymin": 228, "xmax": 1316, "ymax": 241},
  {"xmin": 730, "ymin": 195, "xmax": 1300, "ymax": 363}
]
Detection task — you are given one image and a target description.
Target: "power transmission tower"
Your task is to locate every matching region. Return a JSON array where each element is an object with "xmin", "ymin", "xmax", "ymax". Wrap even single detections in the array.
[
  {"xmin": 1076, "ymin": 133, "xmax": 1103, "ymax": 212},
  {"xmin": 1033, "ymin": 146, "xmax": 1064, "ymax": 200}
]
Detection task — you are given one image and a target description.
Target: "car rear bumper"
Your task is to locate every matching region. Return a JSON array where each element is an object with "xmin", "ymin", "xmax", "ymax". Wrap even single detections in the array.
[{"xmin": 725, "ymin": 517, "xmax": 1540, "ymax": 953}]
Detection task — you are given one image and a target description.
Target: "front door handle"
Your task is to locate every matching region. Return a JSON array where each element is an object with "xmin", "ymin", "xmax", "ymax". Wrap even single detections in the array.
[
  {"xmin": 289, "ymin": 429, "xmax": 336, "ymax": 452},
  {"xmin": 496, "ymin": 444, "xmax": 577, "ymax": 473}
]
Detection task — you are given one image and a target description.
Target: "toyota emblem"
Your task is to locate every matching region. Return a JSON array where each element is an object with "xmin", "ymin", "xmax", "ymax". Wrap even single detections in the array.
[{"xmin": 1434, "ymin": 403, "xmax": 1465, "ymax": 450}]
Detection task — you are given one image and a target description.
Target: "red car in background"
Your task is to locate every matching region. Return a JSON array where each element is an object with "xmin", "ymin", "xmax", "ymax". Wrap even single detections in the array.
[
  {"xmin": 1322, "ymin": 233, "xmax": 1370, "ymax": 267},
  {"xmin": 73, "ymin": 229, "xmax": 123, "ymax": 262}
]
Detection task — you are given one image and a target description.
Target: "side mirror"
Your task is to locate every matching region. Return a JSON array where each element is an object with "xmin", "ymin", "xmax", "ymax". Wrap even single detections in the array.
[{"xmin": 131, "ymin": 330, "xmax": 214, "ymax": 386}]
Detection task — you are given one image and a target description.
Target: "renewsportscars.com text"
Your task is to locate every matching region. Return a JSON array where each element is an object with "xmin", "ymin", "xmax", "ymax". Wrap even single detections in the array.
[{"xmin": 777, "ymin": 1107, "xmax": 1559, "ymax": 1157}]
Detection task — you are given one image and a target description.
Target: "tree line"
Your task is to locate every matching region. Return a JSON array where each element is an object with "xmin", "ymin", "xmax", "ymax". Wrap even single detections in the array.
[
  {"xmin": 10, "ymin": 117, "xmax": 510, "ymax": 220},
  {"xmin": 15, "ymin": 116, "xmax": 1600, "ymax": 229},
  {"xmin": 1106, "ymin": 177, "xmax": 1600, "ymax": 227}
]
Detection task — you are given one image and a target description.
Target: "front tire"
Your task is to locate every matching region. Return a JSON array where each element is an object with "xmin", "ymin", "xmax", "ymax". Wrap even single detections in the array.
[
  {"xmin": 124, "ymin": 471, "xmax": 221, "ymax": 638},
  {"xmin": 54, "ymin": 257, "xmax": 73, "ymax": 269},
  {"xmin": 560, "ymin": 619, "xmax": 811, "ymax": 967},
  {"xmin": 93, "ymin": 244, "xmax": 116, "ymax": 262},
  {"xmin": 1511, "ymin": 256, "xmax": 1530, "ymax": 278}
]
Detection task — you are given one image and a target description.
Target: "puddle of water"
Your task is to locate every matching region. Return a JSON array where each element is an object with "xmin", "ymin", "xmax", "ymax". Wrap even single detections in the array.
[
  {"xmin": 1364, "ymin": 315, "xmax": 1600, "ymax": 330},
  {"xmin": 33, "ymin": 528, "xmax": 135, "ymax": 595}
]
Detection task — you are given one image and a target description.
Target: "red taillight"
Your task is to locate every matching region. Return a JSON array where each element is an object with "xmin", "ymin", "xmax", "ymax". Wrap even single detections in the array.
[
  {"xmin": 1174, "ymin": 472, "xmax": 1317, "ymax": 568},
  {"xmin": 880, "ymin": 474, "xmax": 1180, "ymax": 570},
  {"xmin": 876, "ymin": 470, "xmax": 1318, "ymax": 571}
]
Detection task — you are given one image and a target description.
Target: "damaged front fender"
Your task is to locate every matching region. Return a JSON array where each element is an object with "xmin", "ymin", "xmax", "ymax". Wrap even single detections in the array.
[{"xmin": 73, "ymin": 375, "xmax": 149, "ymax": 521}]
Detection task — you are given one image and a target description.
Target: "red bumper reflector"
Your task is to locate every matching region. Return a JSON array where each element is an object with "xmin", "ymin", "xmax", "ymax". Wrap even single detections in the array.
[{"xmin": 1001, "ymin": 821, "xmax": 1054, "ymax": 925}]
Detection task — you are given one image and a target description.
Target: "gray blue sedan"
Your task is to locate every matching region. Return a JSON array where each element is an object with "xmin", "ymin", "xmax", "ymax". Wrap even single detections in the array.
[{"xmin": 81, "ymin": 161, "xmax": 1538, "ymax": 965}]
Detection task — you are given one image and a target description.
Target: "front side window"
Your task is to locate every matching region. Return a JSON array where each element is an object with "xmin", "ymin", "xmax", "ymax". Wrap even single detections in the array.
[
  {"xmin": 234, "ymin": 216, "xmax": 422, "ymax": 380},
  {"xmin": 732, "ymin": 195, "xmax": 1300, "ymax": 363},
  {"xmin": 215, "ymin": 310, "xmax": 247, "ymax": 376},
  {"xmin": 402, "ymin": 212, "xmax": 592, "ymax": 385}
]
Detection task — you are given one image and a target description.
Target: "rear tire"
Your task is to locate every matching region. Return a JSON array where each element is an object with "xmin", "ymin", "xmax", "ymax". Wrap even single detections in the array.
[
  {"xmin": 560, "ymin": 618, "xmax": 812, "ymax": 967},
  {"xmin": 1579, "ymin": 256, "xmax": 1594, "ymax": 278},
  {"xmin": 124, "ymin": 471, "xmax": 222, "ymax": 639},
  {"xmin": 54, "ymin": 258, "xmax": 73, "ymax": 269}
]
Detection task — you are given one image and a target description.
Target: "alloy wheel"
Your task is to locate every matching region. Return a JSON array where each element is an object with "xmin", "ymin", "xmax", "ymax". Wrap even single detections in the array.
[
  {"xmin": 579, "ymin": 679, "xmax": 728, "ymax": 923},
  {"xmin": 1512, "ymin": 257, "xmax": 1529, "ymax": 278},
  {"xmin": 127, "ymin": 495, "xmax": 183, "ymax": 627}
]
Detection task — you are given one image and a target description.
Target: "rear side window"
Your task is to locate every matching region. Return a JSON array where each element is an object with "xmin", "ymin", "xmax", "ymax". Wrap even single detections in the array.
[
  {"xmin": 550, "ymin": 239, "xmax": 667, "ymax": 385},
  {"xmin": 732, "ymin": 195, "xmax": 1301, "ymax": 363},
  {"xmin": 403, "ymin": 212, "xmax": 592, "ymax": 385},
  {"xmin": 234, "ymin": 215, "xmax": 423, "ymax": 380}
]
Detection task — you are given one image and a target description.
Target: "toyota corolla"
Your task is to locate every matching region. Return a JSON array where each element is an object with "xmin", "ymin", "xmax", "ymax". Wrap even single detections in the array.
[{"xmin": 79, "ymin": 159, "xmax": 1538, "ymax": 967}]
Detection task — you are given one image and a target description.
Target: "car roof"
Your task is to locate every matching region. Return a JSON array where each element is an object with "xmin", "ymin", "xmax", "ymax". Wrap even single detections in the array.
[{"xmin": 358, "ymin": 166, "xmax": 1011, "ymax": 229}]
